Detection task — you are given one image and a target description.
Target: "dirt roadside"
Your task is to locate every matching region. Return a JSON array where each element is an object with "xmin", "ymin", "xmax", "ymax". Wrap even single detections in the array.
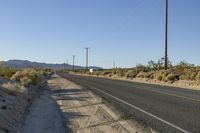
[
  {"xmin": 48, "ymin": 74, "xmax": 155, "ymax": 133},
  {"xmin": 18, "ymin": 88, "xmax": 66, "ymax": 133},
  {"xmin": 19, "ymin": 74, "xmax": 155, "ymax": 133}
]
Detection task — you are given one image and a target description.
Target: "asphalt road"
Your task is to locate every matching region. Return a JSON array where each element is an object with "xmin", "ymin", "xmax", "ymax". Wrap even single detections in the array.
[{"xmin": 60, "ymin": 73, "xmax": 200, "ymax": 133}]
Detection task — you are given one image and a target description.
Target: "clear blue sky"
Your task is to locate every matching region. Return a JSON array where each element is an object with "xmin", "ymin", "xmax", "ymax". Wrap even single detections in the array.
[{"xmin": 0, "ymin": 0, "xmax": 200, "ymax": 68}]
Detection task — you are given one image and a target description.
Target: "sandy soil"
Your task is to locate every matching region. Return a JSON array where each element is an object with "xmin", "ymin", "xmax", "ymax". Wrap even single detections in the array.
[
  {"xmin": 48, "ymin": 74, "xmax": 155, "ymax": 133},
  {"xmin": 18, "ymin": 89, "xmax": 66, "ymax": 133}
]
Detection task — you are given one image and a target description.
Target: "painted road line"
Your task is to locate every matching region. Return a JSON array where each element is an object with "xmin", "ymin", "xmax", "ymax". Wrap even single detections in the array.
[{"xmin": 88, "ymin": 85, "xmax": 190, "ymax": 133}]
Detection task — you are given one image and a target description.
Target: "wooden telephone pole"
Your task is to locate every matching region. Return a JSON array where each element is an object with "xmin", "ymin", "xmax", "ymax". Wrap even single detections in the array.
[{"xmin": 165, "ymin": 0, "xmax": 168, "ymax": 70}]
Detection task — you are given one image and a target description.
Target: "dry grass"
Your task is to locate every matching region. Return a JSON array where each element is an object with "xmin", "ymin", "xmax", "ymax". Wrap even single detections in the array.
[
  {"xmin": 1, "ymin": 82, "xmax": 26, "ymax": 94},
  {"xmin": 11, "ymin": 68, "xmax": 54, "ymax": 86},
  {"xmin": 71, "ymin": 67, "xmax": 200, "ymax": 84}
]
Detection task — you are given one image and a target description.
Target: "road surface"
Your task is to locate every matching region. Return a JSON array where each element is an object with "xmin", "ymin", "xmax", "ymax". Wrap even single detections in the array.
[{"xmin": 60, "ymin": 73, "xmax": 200, "ymax": 133}]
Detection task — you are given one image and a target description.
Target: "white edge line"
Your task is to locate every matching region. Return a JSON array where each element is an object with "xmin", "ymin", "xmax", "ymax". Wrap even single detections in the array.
[{"xmin": 89, "ymin": 86, "xmax": 190, "ymax": 133}]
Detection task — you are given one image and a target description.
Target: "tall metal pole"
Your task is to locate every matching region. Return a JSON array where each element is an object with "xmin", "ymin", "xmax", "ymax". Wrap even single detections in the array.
[
  {"xmin": 165, "ymin": 0, "xmax": 168, "ymax": 70},
  {"xmin": 85, "ymin": 47, "xmax": 90, "ymax": 70},
  {"xmin": 72, "ymin": 55, "xmax": 75, "ymax": 70}
]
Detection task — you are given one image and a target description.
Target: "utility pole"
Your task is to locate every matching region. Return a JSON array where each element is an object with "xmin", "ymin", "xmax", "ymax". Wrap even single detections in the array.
[
  {"xmin": 164, "ymin": 0, "xmax": 168, "ymax": 70},
  {"xmin": 72, "ymin": 55, "xmax": 75, "ymax": 70},
  {"xmin": 85, "ymin": 47, "xmax": 90, "ymax": 70}
]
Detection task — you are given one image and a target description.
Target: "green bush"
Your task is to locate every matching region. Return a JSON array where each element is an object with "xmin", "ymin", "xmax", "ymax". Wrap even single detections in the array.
[
  {"xmin": 10, "ymin": 68, "xmax": 51, "ymax": 86},
  {"xmin": 136, "ymin": 64, "xmax": 148, "ymax": 72},
  {"xmin": 0, "ymin": 67, "xmax": 17, "ymax": 79}
]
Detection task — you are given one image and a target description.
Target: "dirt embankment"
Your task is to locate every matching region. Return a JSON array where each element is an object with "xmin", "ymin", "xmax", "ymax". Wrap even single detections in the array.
[
  {"xmin": 48, "ymin": 75, "xmax": 155, "ymax": 133},
  {"xmin": 0, "ymin": 68, "xmax": 54, "ymax": 133},
  {"xmin": 0, "ymin": 78, "xmax": 44, "ymax": 133}
]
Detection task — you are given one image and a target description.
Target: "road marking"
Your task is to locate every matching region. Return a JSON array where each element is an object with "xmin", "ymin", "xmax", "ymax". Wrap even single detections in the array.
[
  {"xmin": 88, "ymin": 86, "xmax": 190, "ymax": 133},
  {"xmin": 143, "ymin": 88, "xmax": 200, "ymax": 102},
  {"xmin": 130, "ymin": 84, "xmax": 200, "ymax": 102},
  {"xmin": 71, "ymin": 74, "xmax": 200, "ymax": 102}
]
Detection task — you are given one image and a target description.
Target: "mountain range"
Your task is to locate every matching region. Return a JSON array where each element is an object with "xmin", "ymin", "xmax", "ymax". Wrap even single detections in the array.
[{"xmin": 0, "ymin": 60, "xmax": 102, "ymax": 70}]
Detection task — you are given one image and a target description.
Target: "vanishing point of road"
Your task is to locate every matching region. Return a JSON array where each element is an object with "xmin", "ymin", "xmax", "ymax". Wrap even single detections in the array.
[{"xmin": 60, "ymin": 73, "xmax": 200, "ymax": 133}]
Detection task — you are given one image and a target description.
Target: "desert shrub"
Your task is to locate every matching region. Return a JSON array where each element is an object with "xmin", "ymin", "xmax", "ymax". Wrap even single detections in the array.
[
  {"xmin": 144, "ymin": 71, "xmax": 154, "ymax": 79},
  {"xmin": 153, "ymin": 71, "xmax": 162, "ymax": 81},
  {"xmin": 43, "ymin": 68, "xmax": 53, "ymax": 75},
  {"xmin": 195, "ymin": 72, "xmax": 200, "ymax": 82},
  {"xmin": 153, "ymin": 70, "xmax": 173, "ymax": 81},
  {"xmin": 166, "ymin": 74, "xmax": 179, "ymax": 81},
  {"xmin": 92, "ymin": 71, "xmax": 100, "ymax": 76},
  {"xmin": 136, "ymin": 64, "xmax": 148, "ymax": 72},
  {"xmin": 112, "ymin": 69, "xmax": 117, "ymax": 75},
  {"xmin": 176, "ymin": 60, "xmax": 195, "ymax": 75},
  {"xmin": 0, "ymin": 67, "xmax": 17, "ymax": 79},
  {"xmin": 102, "ymin": 71, "xmax": 111, "ymax": 76},
  {"xmin": 116, "ymin": 68, "xmax": 125, "ymax": 77},
  {"xmin": 125, "ymin": 70, "xmax": 137, "ymax": 79},
  {"xmin": 179, "ymin": 68, "xmax": 200, "ymax": 81},
  {"xmin": 1, "ymin": 82, "xmax": 26, "ymax": 94},
  {"xmin": 11, "ymin": 68, "xmax": 43, "ymax": 86},
  {"xmin": 136, "ymin": 71, "xmax": 146, "ymax": 78},
  {"xmin": 147, "ymin": 57, "xmax": 172, "ymax": 70}
]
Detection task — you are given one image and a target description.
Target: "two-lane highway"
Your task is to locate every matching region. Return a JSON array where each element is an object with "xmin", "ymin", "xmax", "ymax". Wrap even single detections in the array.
[{"xmin": 60, "ymin": 73, "xmax": 200, "ymax": 133}]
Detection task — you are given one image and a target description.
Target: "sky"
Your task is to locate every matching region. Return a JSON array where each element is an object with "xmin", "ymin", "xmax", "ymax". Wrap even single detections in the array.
[{"xmin": 0, "ymin": 0, "xmax": 200, "ymax": 68}]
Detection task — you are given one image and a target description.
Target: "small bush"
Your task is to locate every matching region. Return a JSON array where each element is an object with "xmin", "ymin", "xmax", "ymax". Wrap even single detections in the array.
[
  {"xmin": 136, "ymin": 64, "xmax": 148, "ymax": 72},
  {"xmin": 102, "ymin": 71, "xmax": 111, "ymax": 76},
  {"xmin": 0, "ymin": 67, "xmax": 17, "ymax": 79},
  {"xmin": 154, "ymin": 71, "xmax": 163, "ymax": 81},
  {"xmin": 116, "ymin": 68, "xmax": 125, "ymax": 77},
  {"xmin": 10, "ymin": 68, "xmax": 46, "ymax": 86},
  {"xmin": 1, "ymin": 82, "xmax": 26, "ymax": 94},
  {"xmin": 144, "ymin": 71, "xmax": 154, "ymax": 79},
  {"xmin": 166, "ymin": 74, "xmax": 179, "ymax": 81},
  {"xmin": 125, "ymin": 70, "xmax": 137, "ymax": 79},
  {"xmin": 112, "ymin": 69, "xmax": 117, "ymax": 75},
  {"xmin": 195, "ymin": 72, "xmax": 200, "ymax": 82},
  {"xmin": 136, "ymin": 71, "xmax": 146, "ymax": 78}
]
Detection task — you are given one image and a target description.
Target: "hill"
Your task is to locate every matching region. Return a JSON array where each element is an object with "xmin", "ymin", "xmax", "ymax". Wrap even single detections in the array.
[{"xmin": 0, "ymin": 60, "xmax": 102, "ymax": 70}]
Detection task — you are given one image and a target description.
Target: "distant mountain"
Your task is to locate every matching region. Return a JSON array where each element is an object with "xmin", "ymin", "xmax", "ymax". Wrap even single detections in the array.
[{"xmin": 1, "ymin": 60, "xmax": 102, "ymax": 70}]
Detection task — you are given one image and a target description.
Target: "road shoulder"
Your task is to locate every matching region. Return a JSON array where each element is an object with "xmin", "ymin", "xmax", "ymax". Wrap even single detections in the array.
[{"xmin": 49, "ymin": 74, "xmax": 155, "ymax": 133}]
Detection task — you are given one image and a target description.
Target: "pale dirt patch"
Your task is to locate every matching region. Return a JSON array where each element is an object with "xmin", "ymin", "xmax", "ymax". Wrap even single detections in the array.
[
  {"xmin": 48, "ymin": 74, "xmax": 155, "ymax": 133},
  {"xmin": 18, "ymin": 89, "xmax": 66, "ymax": 133}
]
